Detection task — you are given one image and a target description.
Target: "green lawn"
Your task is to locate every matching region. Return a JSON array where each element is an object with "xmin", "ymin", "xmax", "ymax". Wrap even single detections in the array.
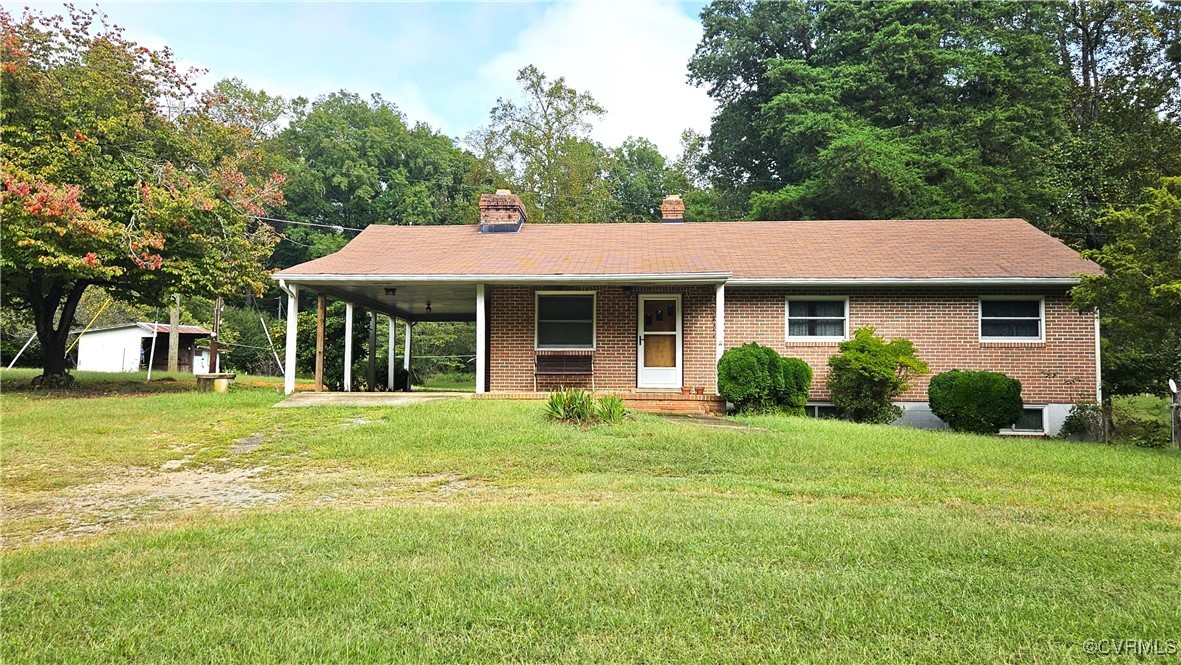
[{"xmin": 2, "ymin": 374, "xmax": 1179, "ymax": 663}]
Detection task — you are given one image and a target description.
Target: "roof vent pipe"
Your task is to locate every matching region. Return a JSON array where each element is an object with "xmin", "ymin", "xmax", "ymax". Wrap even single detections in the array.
[
  {"xmin": 478, "ymin": 189, "xmax": 526, "ymax": 233},
  {"xmin": 660, "ymin": 194, "xmax": 685, "ymax": 223}
]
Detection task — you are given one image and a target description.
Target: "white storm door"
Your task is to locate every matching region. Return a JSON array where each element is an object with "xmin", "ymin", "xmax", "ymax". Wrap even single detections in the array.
[{"xmin": 637, "ymin": 294, "xmax": 682, "ymax": 389}]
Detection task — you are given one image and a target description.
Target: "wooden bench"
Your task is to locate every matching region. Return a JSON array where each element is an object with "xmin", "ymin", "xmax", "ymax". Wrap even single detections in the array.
[{"xmin": 534, "ymin": 351, "xmax": 594, "ymax": 391}]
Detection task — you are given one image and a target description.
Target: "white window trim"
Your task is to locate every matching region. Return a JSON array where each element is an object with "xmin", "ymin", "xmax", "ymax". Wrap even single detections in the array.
[
  {"xmin": 535, "ymin": 291, "xmax": 596, "ymax": 351},
  {"xmin": 999, "ymin": 405, "xmax": 1047, "ymax": 436},
  {"xmin": 979, "ymin": 296, "xmax": 1045, "ymax": 343},
  {"xmin": 786, "ymin": 296, "xmax": 849, "ymax": 342}
]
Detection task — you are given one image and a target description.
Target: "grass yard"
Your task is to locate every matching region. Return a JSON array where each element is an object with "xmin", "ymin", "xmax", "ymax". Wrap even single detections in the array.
[{"xmin": 2, "ymin": 373, "xmax": 1179, "ymax": 662}]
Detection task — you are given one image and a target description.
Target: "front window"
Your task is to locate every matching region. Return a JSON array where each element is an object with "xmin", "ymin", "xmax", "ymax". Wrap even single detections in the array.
[
  {"xmin": 787, "ymin": 298, "xmax": 848, "ymax": 340},
  {"xmin": 536, "ymin": 293, "xmax": 595, "ymax": 349},
  {"xmin": 980, "ymin": 298, "xmax": 1043, "ymax": 340}
]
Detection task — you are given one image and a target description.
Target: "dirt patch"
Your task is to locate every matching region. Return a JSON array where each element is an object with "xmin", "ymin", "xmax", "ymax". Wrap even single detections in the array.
[
  {"xmin": 11, "ymin": 466, "xmax": 286, "ymax": 546},
  {"xmin": 231, "ymin": 433, "xmax": 266, "ymax": 454}
]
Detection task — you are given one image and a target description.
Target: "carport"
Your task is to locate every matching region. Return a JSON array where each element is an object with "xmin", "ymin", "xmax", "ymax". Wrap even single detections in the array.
[{"xmin": 275, "ymin": 277, "xmax": 484, "ymax": 396}]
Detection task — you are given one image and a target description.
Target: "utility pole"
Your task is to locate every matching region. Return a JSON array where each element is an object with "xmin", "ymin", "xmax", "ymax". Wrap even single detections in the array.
[
  {"xmin": 167, "ymin": 294, "xmax": 180, "ymax": 373},
  {"xmin": 210, "ymin": 296, "xmax": 223, "ymax": 373}
]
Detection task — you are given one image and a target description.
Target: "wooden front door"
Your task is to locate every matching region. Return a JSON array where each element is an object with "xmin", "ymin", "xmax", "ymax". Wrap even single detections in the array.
[{"xmin": 637, "ymin": 294, "xmax": 682, "ymax": 389}]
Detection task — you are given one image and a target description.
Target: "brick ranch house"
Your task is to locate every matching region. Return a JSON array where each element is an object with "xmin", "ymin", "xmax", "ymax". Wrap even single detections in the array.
[{"xmin": 274, "ymin": 191, "xmax": 1103, "ymax": 435}]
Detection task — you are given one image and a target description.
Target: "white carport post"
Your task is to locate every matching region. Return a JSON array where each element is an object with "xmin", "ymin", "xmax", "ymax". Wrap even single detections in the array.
[
  {"xmin": 387, "ymin": 316, "xmax": 396, "ymax": 390},
  {"xmin": 343, "ymin": 302, "xmax": 354, "ymax": 391},
  {"xmin": 475, "ymin": 283, "xmax": 486, "ymax": 394},
  {"xmin": 403, "ymin": 320, "xmax": 412, "ymax": 392},
  {"xmin": 282, "ymin": 281, "xmax": 299, "ymax": 395}
]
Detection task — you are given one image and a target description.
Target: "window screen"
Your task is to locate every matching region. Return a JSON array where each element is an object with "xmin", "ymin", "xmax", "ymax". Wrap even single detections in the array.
[
  {"xmin": 788, "ymin": 299, "xmax": 846, "ymax": 338},
  {"xmin": 537, "ymin": 295, "xmax": 594, "ymax": 348},
  {"xmin": 981, "ymin": 299, "xmax": 1041, "ymax": 339}
]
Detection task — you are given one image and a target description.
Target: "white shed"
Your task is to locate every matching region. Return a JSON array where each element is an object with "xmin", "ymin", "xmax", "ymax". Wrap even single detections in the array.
[{"xmin": 76, "ymin": 323, "xmax": 213, "ymax": 374}]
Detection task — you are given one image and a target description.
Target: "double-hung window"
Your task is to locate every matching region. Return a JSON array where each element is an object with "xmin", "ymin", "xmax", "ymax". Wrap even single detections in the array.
[
  {"xmin": 979, "ymin": 298, "xmax": 1043, "ymax": 341},
  {"xmin": 786, "ymin": 298, "xmax": 848, "ymax": 341},
  {"xmin": 536, "ymin": 293, "xmax": 595, "ymax": 350}
]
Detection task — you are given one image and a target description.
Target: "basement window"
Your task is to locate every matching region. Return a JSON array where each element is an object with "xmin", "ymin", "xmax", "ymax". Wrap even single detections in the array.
[
  {"xmin": 804, "ymin": 403, "xmax": 841, "ymax": 419},
  {"xmin": 980, "ymin": 297, "xmax": 1044, "ymax": 341},
  {"xmin": 787, "ymin": 297, "xmax": 848, "ymax": 341},
  {"xmin": 1000, "ymin": 407, "xmax": 1047, "ymax": 435},
  {"xmin": 536, "ymin": 292, "xmax": 595, "ymax": 350}
]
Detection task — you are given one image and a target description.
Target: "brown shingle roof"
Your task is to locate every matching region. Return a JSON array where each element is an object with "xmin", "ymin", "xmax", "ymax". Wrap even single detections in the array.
[{"xmin": 275, "ymin": 218, "xmax": 1100, "ymax": 281}]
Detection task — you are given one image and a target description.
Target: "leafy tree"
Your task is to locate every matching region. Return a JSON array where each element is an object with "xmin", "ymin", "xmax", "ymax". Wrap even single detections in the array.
[
  {"xmin": 272, "ymin": 92, "xmax": 482, "ymax": 268},
  {"xmin": 0, "ymin": 7, "xmax": 284, "ymax": 384},
  {"xmin": 606, "ymin": 137, "xmax": 672, "ymax": 221},
  {"xmin": 1072, "ymin": 178, "xmax": 1181, "ymax": 397},
  {"xmin": 469, "ymin": 65, "xmax": 615, "ymax": 223},
  {"xmin": 827, "ymin": 327, "xmax": 928, "ymax": 424},
  {"xmin": 689, "ymin": 1, "xmax": 1071, "ymax": 222},
  {"xmin": 1045, "ymin": 1, "xmax": 1181, "ymax": 249}
]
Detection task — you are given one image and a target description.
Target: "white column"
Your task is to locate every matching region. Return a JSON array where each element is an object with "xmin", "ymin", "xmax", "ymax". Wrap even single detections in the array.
[
  {"xmin": 715, "ymin": 283, "xmax": 725, "ymax": 395},
  {"xmin": 387, "ymin": 316, "xmax": 396, "ymax": 390},
  {"xmin": 343, "ymin": 302, "xmax": 353, "ymax": 391},
  {"xmin": 403, "ymin": 321, "xmax": 412, "ymax": 372},
  {"xmin": 283, "ymin": 283, "xmax": 299, "ymax": 395},
  {"xmin": 475, "ymin": 283, "xmax": 486, "ymax": 394}
]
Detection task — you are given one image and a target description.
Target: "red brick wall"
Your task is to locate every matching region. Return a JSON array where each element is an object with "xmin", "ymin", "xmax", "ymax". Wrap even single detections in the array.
[
  {"xmin": 488, "ymin": 285, "xmax": 717, "ymax": 392},
  {"xmin": 724, "ymin": 287, "xmax": 1097, "ymax": 404}
]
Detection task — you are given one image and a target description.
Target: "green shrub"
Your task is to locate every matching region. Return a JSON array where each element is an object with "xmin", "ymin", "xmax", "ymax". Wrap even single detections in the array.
[
  {"xmin": 717, "ymin": 343, "xmax": 812, "ymax": 413},
  {"xmin": 827, "ymin": 327, "xmax": 928, "ymax": 424},
  {"xmin": 928, "ymin": 370, "xmax": 1024, "ymax": 434},
  {"xmin": 777, "ymin": 357, "xmax": 813, "ymax": 416},
  {"xmin": 1060, "ymin": 402, "xmax": 1103, "ymax": 441},
  {"xmin": 545, "ymin": 389, "xmax": 628, "ymax": 425},
  {"xmin": 1112, "ymin": 394, "xmax": 1171, "ymax": 448},
  {"xmin": 594, "ymin": 394, "xmax": 627, "ymax": 423}
]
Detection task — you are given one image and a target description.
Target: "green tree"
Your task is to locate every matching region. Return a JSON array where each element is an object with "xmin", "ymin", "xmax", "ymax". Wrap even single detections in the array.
[
  {"xmin": 1072, "ymin": 178, "xmax": 1181, "ymax": 397},
  {"xmin": 469, "ymin": 65, "xmax": 614, "ymax": 223},
  {"xmin": 1046, "ymin": 1, "xmax": 1181, "ymax": 249},
  {"xmin": 273, "ymin": 91, "xmax": 482, "ymax": 267},
  {"xmin": 0, "ymin": 7, "xmax": 284, "ymax": 384},
  {"xmin": 689, "ymin": 1, "xmax": 1070, "ymax": 223},
  {"xmin": 606, "ymin": 137, "xmax": 671, "ymax": 221}
]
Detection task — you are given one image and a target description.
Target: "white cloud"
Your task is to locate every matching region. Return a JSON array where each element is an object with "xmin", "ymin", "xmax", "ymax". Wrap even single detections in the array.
[{"xmin": 476, "ymin": 2, "xmax": 714, "ymax": 157}]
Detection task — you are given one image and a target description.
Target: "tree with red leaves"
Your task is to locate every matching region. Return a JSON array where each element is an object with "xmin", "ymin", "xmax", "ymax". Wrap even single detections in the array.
[{"xmin": 1, "ymin": 6, "xmax": 285, "ymax": 385}]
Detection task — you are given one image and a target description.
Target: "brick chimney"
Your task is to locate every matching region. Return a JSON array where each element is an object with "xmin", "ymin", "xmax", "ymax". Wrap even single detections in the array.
[
  {"xmin": 660, "ymin": 194, "xmax": 685, "ymax": 223},
  {"xmin": 478, "ymin": 189, "xmax": 526, "ymax": 233}
]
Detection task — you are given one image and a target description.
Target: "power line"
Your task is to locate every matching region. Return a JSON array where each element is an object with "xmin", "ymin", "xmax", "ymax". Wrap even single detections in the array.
[{"xmin": 252, "ymin": 216, "xmax": 364, "ymax": 233}]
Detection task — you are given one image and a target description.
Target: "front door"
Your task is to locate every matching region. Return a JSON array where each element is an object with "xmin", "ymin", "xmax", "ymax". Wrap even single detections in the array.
[{"xmin": 637, "ymin": 294, "xmax": 682, "ymax": 389}]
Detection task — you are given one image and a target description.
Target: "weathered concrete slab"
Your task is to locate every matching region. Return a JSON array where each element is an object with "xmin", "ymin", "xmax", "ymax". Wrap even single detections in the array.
[{"xmin": 273, "ymin": 392, "xmax": 472, "ymax": 408}]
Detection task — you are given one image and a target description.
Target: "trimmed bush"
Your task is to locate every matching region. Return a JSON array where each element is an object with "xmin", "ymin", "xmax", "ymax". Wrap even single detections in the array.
[
  {"xmin": 827, "ymin": 327, "xmax": 928, "ymax": 424},
  {"xmin": 718, "ymin": 343, "xmax": 812, "ymax": 413},
  {"xmin": 928, "ymin": 369, "xmax": 1024, "ymax": 434},
  {"xmin": 777, "ymin": 357, "xmax": 813, "ymax": 415}
]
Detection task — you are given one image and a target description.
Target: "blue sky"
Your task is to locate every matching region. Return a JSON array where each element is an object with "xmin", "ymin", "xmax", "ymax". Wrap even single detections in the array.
[{"xmin": 12, "ymin": 1, "xmax": 713, "ymax": 155}]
